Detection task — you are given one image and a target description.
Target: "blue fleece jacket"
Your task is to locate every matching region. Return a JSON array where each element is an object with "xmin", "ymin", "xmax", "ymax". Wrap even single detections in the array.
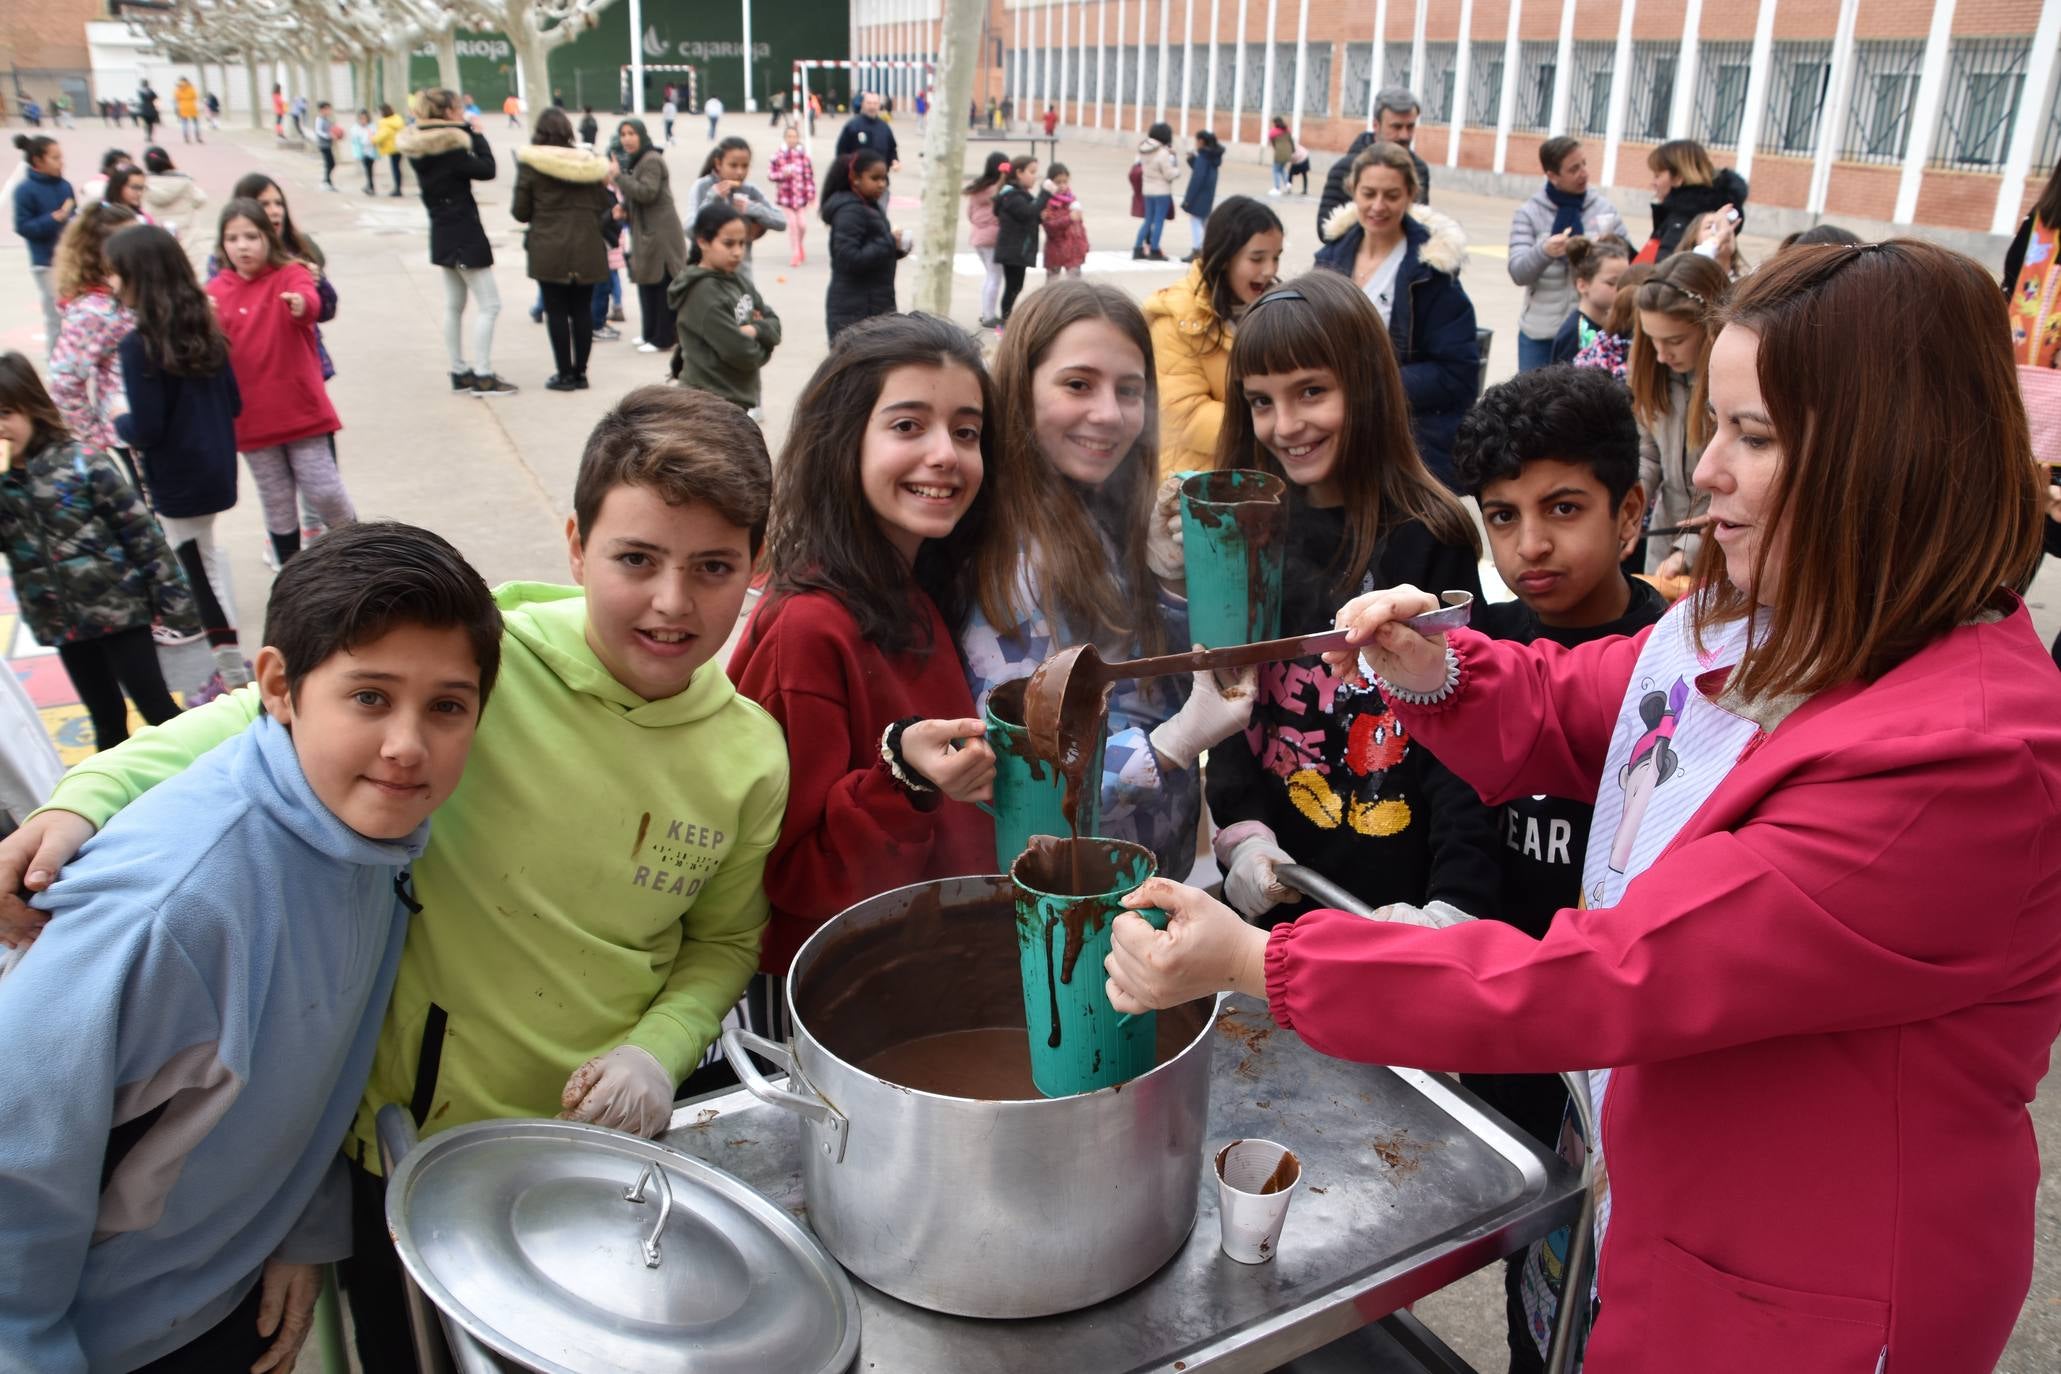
[
  {"xmin": 13, "ymin": 168, "xmax": 77, "ymax": 268},
  {"xmin": 0, "ymin": 715, "xmax": 427, "ymax": 1374}
]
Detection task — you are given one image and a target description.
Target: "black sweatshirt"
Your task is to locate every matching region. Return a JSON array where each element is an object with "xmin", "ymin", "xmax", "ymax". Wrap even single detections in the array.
[{"xmin": 1205, "ymin": 504, "xmax": 1494, "ymax": 920}]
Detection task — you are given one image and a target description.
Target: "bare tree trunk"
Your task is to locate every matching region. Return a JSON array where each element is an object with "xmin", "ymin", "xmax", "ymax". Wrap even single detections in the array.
[
  {"xmin": 913, "ymin": 0, "xmax": 986, "ymax": 314},
  {"xmin": 435, "ymin": 27, "xmax": 463, "ymax": 95},
  {"xmin": 382, "ymin": 48, "xmax": 411, "ymax": 110},
  {"xmin": 246, "ymin": 57, "xmax": 265, "ymax": 130}
]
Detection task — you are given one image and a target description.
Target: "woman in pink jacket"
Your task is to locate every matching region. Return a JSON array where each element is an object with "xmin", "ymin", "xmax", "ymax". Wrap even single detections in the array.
[{"xmin": 1105, "ymin": 240, "xmax": 2061, "ymax": 1372}]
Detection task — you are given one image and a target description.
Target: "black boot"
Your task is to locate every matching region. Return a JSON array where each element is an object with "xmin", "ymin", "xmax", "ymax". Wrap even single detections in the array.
[
  {"xmin": 269, "ymin": 528, "xmax": 303, "ymax": 564},
  {"xmin": 450, "ymin": 369, "xmax": 476, "ymax": 393}
]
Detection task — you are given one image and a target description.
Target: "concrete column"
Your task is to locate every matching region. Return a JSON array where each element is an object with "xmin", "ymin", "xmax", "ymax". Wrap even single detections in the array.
[
  {"xmin": 1060, "ymin": 0, "xmax": 1072, "ymax": 124},
  {"xmin": 1115, "ymin": 0, "xmax": 1128, "ymax": 131},
  {"xmin": 1180, "ymin": 0, "xmax": 1194, "ymax": 124},
  {"xmin": 1096, "ymin": 0, "xmax": 1108, "ymax": 128},
  {"xmin": 1548, "ymin": 0, "xmax": 1575, "ymax": 135},
  {"xmin": 1259, "ymin": 0, "xmax": 1278, "ymax": 134},
  {"xmin": 1894, "ymin": 0, "xmax": 1958, "ymax": 224},
  {"xmin": 1492, "ymin": 0, "xmax": 1521, "ymax": 173},
  {"xmin": 1807, "ymin": 0, "xmax": 1861, "ymax": 215},
  {"xmin": 629, "ymin": 0, "xmax": 645, "ymax": 114},
  {"xmin": 1409, "ymin": 0, "xmax": 1426, "ymax": 100},
  {"xmin": 1230, "ymin": 0, "xmax": 1248, "ymax": 143},
  {"xmin": 1448, "ymin": 0, "xmax": 1473, "ymax": 165},
  {"xmin": 1732, "ymin": 0, "xmax": 1777, "ymax": 179},
  {"xmin": 1015, "ymin": 0, "xmax": 1026, "ymax": 122},
  {"xmin": 1600, "ymin": 0, "xmax": 1637, "ymax": 187},
  {"xmin": 1992, "ymin": 0, "xmax": 2061, "ymax": 233},
  {"xmin": 1368, "ymin": 0, "xmax": 1388, "ymax": 129},
  {"xmin": 1155, "ymin": 0, "xmax": 1171, "ymax": 122},
  {"xmin": 1288, "ymin": 0, "xmax": 1309, "ymax": 140},
  {"xmin": 1206, "ymin": 0, "xmax": 1221, "ymax": 129},
  {"xmin": 1668, "ymin": 0, "xmax": 1701, "ymax": 141}
]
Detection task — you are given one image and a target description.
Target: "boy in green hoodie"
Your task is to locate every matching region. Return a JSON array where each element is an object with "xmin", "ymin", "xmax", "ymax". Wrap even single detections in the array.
[
  {"xmin": 0, "ymin": 385, "xmax": 789, "ymax": 1372},
  {"xmin": 668, "ymin": 199, "xmax": 780, "ymax": 414}
]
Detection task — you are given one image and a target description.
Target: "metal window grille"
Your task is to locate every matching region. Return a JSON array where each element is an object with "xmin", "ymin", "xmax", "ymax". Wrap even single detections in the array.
[
  {"xmin": 1302, "ymin": 44, "xmax": 1333, "ymax": 116},
  {"xmin": 1385, "ymin": 47, "xmax": 1413, "ymax": 98},
  {"xmin": 1568, "ymin": 40, "xmax": 1614, "ymax": 137},
  {"xmin": 1841, "ymin": 39, "xmax": 1924, "ymax": 164},
  {"xmin": 1344, "ymin": 41, "xmax": 1376, "ymax": 117},
  {"xmin": 1423, "ymin": 42, "xmax": 1458, "ymax": 123},
  {"xmin": 1692, "ymin": 41, "xmax": 1752, "ymax": 146},
  {"xmin": 2036, "ymin": 62, "xmax": 2061, "ymax": 172},
  {"xmin": 1232, "ymin": 44, "xmax": 1270, "ymax": 113},
  {"xmin": 1512, "ymin": 41, "xmax": 1556, "ymax": 134},
  {"xmin": 1141, "ymin": 43, "xmax": 1161, "ymax": 109},
  {"xmin": 1466, "ymin": 42, "xmax": 1504, "ymax": 127},
  {"xmin": 1931, "ymin": 37, "xmax": 2031, "ymax": 169},
  {"xmin": 1759, "ymin": 41, "xmax": 1831, "ymax": 155},
  {"xmin": 1627, "ymin": 41, "xmax": 1676, "ymax": 141},
  {"xmin": 1104, "ymin": 45, "xmax": 1123, "ymax": 103}
]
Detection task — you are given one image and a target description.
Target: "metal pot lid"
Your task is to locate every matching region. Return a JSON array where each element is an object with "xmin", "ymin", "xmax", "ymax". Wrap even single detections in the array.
[{"xmin": 386, "ymin": 1118, "xmax": 859, "ymax": 1374}]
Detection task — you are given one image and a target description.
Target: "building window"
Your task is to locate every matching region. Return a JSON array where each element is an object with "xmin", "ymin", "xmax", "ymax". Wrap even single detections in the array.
[
  {"xmin": 1842, "ymin": 40, "xmax": 1924, "ymax": 164},
  {"xmin": 1692, "ymin": 41, "xmax": 1752, "ymax": 147},
  {"xmin": 1466, "ymin": 41, "xmax": 1504, "ymax": 128},
  {"xmin": 1627, "ymin": 42, "xmax": 1676, "ymax": 142},
  {"xmin": 1512, "ymin": 41, "xmax": 1557, "ymax": 134},
  {"xmin": 1423, "ymin": 42, "xmax": 1458, "ymax": 123},
  {"xmin": 1759, "ymin": 41, "xmax": 1832, "ymax": 156},
  {"xmin": 1385, "ymin": 47, "xmax": 1414, "ymax": 101},
  {"xmin": 1932, "ymin": 37, "xmax": 2031, "ymax": 169},
  {"xmin": 1568, "ymin": 41, "xmax": 1615, "ymax": 138},
  {"xmin": 1343, "ymin": 41, "xmax": 1377, "ymax": 119},
  {"xmin": 2036, "ymin": 63, "xmax": 2061, "ymax": 174}
]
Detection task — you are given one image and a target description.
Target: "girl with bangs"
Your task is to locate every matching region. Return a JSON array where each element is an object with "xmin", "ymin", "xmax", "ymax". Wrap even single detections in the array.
[
  {"xmin": 958, "ymin": 280, "xmax": 1255, "ymax": 880},
  {"xmin": 729, "ymin": 313, "xmax": 1003, "ymax": 1020},
  {"xmin": 1201, "ymin": 269, "xmax": 1494, "ymax": 924},
  {"xmin": 1106, "ymin": 241, "xmax": 2061, "ymax": 1373}
]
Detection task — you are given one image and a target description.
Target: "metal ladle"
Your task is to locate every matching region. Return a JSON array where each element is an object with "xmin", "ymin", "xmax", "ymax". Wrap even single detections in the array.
[{"xmin": 1023, "ymin": 591, "xmax": 1474, "ymax": 764}]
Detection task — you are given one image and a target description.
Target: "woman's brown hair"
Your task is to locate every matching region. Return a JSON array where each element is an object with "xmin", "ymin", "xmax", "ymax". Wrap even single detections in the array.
[
  {"xmin": 1212, "ymin": 270, "xmax": 1477, "ymax": 597},
  {"xmin": 1348, "ymin": 140, "xmax": 1419, "ymax": 201},
  {"xmin": 974, "ymin": 279, "xmax": 1168, "ymax": 657},
  {"xmin": 1695, "ymin": 240, "xmax": 2044, "ymax": 700},
  {"xmin": 2034, "ymin": 155, "xmax": 2061, "ymax": 232},
  {"xmin": 1627, "ymin": 251, "xmax": 1730, "ymax": 439},
  {"xmin": 1602, "ymin": 261, "xmax": 1654, "ymax": 336},
  {"xmin": 1647, "ymin": 139, "xmax": 1716, "ymax": 188},
  {"xmin": 0, "ymin": 352, "xmax": 71, "ymax": 455},
  {"xmin": 53, "ymin": 201, "xmax": 137, "ymax": 301}
]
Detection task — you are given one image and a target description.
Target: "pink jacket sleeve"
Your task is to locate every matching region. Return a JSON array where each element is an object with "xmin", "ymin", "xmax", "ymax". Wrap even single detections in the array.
[
  {"xmin": 1387, "ymin": 626, "xmax": 1653, "ymax": 808},
  {"xmin": 1265, "ymin": 724, "xmax": 2057, "ymax": 1074}
]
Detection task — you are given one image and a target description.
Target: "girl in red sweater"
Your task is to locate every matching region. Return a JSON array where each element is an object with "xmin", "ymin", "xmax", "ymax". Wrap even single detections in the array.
[
  {"xmin": 204, "ymin": 199, "xmax": 355, "ymax": 565},
  {"xmin": 729, "ymin": 313, "xmax": 1005, "ymax": 1011}
]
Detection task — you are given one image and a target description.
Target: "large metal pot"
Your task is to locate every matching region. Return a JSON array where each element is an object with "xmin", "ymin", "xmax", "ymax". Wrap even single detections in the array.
[{"xmin": 722, "ymin": 874, "xmax": 1215, "ymax": 1319}]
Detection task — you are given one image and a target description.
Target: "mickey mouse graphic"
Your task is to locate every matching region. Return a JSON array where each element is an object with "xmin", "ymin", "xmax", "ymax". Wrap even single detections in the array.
[{"xmin": 1608, "ymin": 678, "xmax": 1689, "ymax": 874}]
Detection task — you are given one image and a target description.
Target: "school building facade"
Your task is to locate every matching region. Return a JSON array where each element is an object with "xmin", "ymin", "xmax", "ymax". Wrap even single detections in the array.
[{"xmin": 852, "ymin": 0, "xmax": 2061, "ymax": 238}]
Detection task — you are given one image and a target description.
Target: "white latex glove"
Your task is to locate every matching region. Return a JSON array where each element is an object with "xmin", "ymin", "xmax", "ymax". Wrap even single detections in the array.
[
  {"xmin": 1218, "ymin": 827, "xmax": 1301, "ymax": 920},
  {"xmin": 1370, "ymin": 899, "xmax": 1476, "ymax": 929},
  {"xmin": 1146, "ymin": 474, "xmax": 1185, "ymax": 581},
  {"xmin": 1148, "ymin": 658, "xmax": 1256, "ymax": 770},
  {"xmin": 560, "ymin": 1044, "xmax": 673, "ymax": 1137}
]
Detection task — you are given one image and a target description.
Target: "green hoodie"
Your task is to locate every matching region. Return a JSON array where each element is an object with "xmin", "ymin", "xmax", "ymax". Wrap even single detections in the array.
[
  {"xmin": 35, "ymin": 583, "xmax": 789, "ymax": 1170},
  {"xmin": 667, "ymin": 264, "xmax": 781, "ymax": 409}
]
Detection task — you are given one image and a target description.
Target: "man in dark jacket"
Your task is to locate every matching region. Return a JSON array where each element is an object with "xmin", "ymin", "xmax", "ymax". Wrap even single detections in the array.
[
  {"xmin": 1318, "ymin": 88, "xmax": 1430, "ymax": 241},
  {"xmin": 399, "ymin": 92, "xmax": 516, "ymax": 395},
  {"xmin": 835, "ymin": 92, "xmax": 899, "ymax": 169}
]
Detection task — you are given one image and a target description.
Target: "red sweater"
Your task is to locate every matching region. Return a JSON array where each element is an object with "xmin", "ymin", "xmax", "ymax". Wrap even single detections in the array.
[
  {"xmin": 1265, "ymin": 601, "xmax": 2061, "ymax": 1372},
  {"xmin": 205, "ymin": 262, "xmax": 339, "ymax": 451},
  {"xmin": 728, "ymin": 588, "xmax": 994, "ymax": 973}
]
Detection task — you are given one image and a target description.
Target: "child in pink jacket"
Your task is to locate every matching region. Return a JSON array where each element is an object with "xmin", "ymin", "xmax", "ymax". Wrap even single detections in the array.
[{"xmin": 1040, "ymin": 163, "xmax": 1088, "ymax": 276}]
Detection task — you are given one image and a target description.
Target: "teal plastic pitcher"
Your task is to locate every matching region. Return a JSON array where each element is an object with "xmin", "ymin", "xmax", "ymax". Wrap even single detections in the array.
[
  {"xmin": 984, "ymin": 677, "xmax": 1103, "ymax": 871},
  {"xmin": 1180, "ymin": 469, "xmax": 1287, "ymax": 648}
]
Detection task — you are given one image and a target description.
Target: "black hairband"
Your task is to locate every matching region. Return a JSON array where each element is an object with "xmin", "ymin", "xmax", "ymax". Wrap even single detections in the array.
[{"xmin": 1251, "ymin": 287, "xmax": 1307, "ymax": 310}]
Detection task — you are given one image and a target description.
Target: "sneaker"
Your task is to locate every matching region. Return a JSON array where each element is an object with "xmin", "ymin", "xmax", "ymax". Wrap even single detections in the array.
[
  {"xmin": 450, "ymin": 369, "xmax": 476, "ymax": 393},
  {"xmin": 472, "ymin": 373, "xmax": 519, "ymax": 396},
  {"xmin": 1132, "ymin": 246, "xmax": 1148, "ymax": 261},
  {"xmin": 151, "ymin": 618, "xmax": 203, "ymax": 647},
  {"xmin": 1148, "ymin": 249, "xmax": 1169, "ymax": 261},
  {"xmin": 635, "ymin": 340, "xmax": 661, "ymax": 353},
  {"xmin": 593, "ymin": 324, "xmax": 622, "ymax": 341},
  {"xmin": 186, "ymin": 670, "xmax": 229, "ymax": 706},
  {"xmin": 608, "ymin": 304, "xmax": 625, "ymax": 322},
  {"xmin": 1266, "ymin": 187, "xmax": 1282, "ymax": 197},
  {"xmin": 978, "ymin": 316, "xmax": 1000, "ymax": 330},
  {"xmin": 545, "ymin": 374, "xmax": 578, "ymax": 392}
]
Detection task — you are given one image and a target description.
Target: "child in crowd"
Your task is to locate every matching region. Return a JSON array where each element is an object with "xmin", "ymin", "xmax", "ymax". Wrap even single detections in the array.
[
  {"xmin": 220, "ymin": 173, "xmax": 339, "ymax": 391},
  {"xmin": 140, "ymin": 146, "xmax": 207, "ymax": 238},
  {"xmin": 729, "ymin": 312, "xmax": 999, "ymax": 1024},
  {"xmin": 959, "ymin": 280, "xmax": 1252, "ymax": 878},
  {"xmin": 963, "ymin": 150, "xmax": 1012, "ymax": 329},
  {"xmin": 767, "ymin": 122, "xmax": 816, "ymax": 267},
  {"xmin": 108, "ymin": 224, "xmax": 252, "ymax": 698},
  {"xmin": 1629, "ymin": 252, "xmax": 1729, "ymax": 580},
  {"xmin": 349, "ymin": 110, "xmax": 377, "ymax": 194},
  {"xmin": 0, "ymin": 521, "xmax": 498, "ymax": 1374},
  {"xmin": 1570, "ymin": 260, "xmax": 1651, "ymax": 381},
  {"xmin": 313, "ymin": 101, "xmax": 339, "ymax": 189},
  {"xmin": 102, "ymin": 166, "xmax": 151, "ymax": 221},
  {"xmin": 669, "ymin": 201, "xmax": 782, "ymax": 414},
  {"xmin": 1680, "ymin": 209, "xmax": 1749, "ymax": 280},
  {"xmin": 991, "ymin": 155, "xmax": 1050, "ymax": 325},
  {"xmin": 1040, "ymin": 163, "xmax": 1089, "ymax": 277},
  {"xmin": 685, "ymin": 136, "xmax": 788, "ymax": 276},
  {"xmin": 1549, "ymin": 233, "xmax": 1631, "ymax": 365},
  {"xmin": 1180, "ymin": 130, "xmax": 1224, "ymax": 262},
  {"xmin": 0, "ymin": 388, "xmax": 789, "ymax": 1374},
  {"xmin": 591, "ymin": 179, "xmax": 628, "ymax": 340},
  {"xmin": 819, "ymin": 148, "xmax": 908, "ymax": 343},
  {"xmin": 1450, "ymin": 363, "xmax": 1667, "ymax": 1374},
  {"xmin": 14, "ymin": 133, "xmax": 78, "ymax": 351},
  {"xmin": 206, "ymin": 199, "xmax": 356, "ymax": 565},
  {"xmin": 1145, "ymin": 195, "xmax": 1285, "ymax": 475},
  {"xmin": 374, "ymin": 103, "xmax": 406, "ymax": 196},
  {"xmin": 1203, "ymin": 271, "xmax": 1496, "ymax": 922},
  {"xmin": 47, "ymin": 202, "xmax": 139, "ymax": 464}
]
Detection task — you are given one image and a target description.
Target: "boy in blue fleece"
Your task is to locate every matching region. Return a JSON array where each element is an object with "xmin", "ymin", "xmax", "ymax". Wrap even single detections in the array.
[{"xmin": 0, "ymin": 521, "xmax": 501, "ymax": 1374}]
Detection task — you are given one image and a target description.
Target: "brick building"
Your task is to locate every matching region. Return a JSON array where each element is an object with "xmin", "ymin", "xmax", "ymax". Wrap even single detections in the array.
[
  {"xmin": 853, "ymin": 0, "xmax": 2061, "ymax": 238},
  {"xmin": 5, "ymin": 0, "xmax": 102, "ymax": 119}
]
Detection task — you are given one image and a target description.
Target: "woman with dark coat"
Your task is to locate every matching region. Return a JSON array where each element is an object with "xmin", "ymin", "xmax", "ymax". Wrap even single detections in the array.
[
  {"xmin": 1314, "ymin": 143, "xmax": 1479, "ymax": 489},
  {"xmin": 512, "ymin": 107, "xmax": 613, "ymax": 392},
  {"xmin": 820, "ymin": 148, "xmax": 908, "ymax": 342},
  {"xmin": 399, "ymin": 89, "xmax": 515, "ymax": 395},
  {"xmin": 615, "ymin": 117, "xmax": 688, "ymax": 354},
  {"xmin": 1180, "ymin": 131, "xmax": 1223, "ymax": 262},
  {"xmin": 1639, "ymin": 139, "xmax": 1748, "ymax": 261}
]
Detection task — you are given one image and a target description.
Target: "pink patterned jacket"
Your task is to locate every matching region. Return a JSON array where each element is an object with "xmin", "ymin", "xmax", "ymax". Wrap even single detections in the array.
[{"xmin": 49, "ymin": 288, "xmax": 136, "ymax": 454}]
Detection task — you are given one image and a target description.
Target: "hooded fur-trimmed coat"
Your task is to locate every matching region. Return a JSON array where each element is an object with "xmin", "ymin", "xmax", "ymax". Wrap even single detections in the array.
[
  {"xmin": 399, "ymin": 120, "xmax": 497, "ymax": 269},
  {"xmin": 1315, "ymin": 202, "xmax": 1479, "ymax": 487},
  {"xmin": 511, "ymin": 144, "xmax": 613, "ymax": 286}
]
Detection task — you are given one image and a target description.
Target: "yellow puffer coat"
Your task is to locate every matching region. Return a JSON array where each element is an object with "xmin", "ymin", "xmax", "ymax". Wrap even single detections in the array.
[{"xmin": 1142, "ymin": 263, "xmax": 1233, "ymax": 479}]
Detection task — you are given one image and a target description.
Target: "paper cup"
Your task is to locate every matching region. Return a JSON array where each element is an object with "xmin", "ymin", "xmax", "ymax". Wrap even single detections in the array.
[{"xmin": 1214, "ymin": 1138, "xmax": 1300, "ymax": 1264}]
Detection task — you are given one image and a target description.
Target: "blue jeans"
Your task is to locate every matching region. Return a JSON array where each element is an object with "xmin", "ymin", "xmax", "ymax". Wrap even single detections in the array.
[
  {"xmin": 1134, "ymin": 195, "xmax": 1172, "ymax": 253},
  {"xmin": 1272, "ymin": 161, "xmax": 1290, "ymax": 191},
  {"xmin": 591, "ymin": 269, "xmax": 621, "ymax": 328},
  {"xmin": 1517, "ymin": 331, "xmax": 1557, "ymax": 373}
]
